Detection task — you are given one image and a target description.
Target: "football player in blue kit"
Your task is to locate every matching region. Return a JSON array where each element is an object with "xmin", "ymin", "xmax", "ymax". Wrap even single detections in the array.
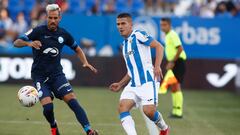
[{"xmin": 13, "ymin": 4, "xmax": 98, "ymax": 135}]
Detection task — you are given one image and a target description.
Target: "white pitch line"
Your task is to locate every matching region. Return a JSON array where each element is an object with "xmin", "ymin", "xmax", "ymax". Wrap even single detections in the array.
[{"xmin": 0, "ymin": 120, "xmax": 121, "ymax": 127}]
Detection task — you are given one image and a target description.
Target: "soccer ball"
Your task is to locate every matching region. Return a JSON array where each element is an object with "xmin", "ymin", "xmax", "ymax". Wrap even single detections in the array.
[{"xmin": 18, "ymin": 86, "xmax": 39, "ymax": 107}]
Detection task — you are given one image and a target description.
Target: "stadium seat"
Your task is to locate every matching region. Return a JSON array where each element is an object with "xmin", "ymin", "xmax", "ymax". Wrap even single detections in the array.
[{"xmin": 116, "ymin": 0, "xmax": 131, "ymax": 13}]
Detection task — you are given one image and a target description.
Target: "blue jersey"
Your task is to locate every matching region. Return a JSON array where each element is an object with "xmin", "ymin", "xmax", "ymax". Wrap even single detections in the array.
[{"xmin": 19, "ymin": 25, "xmax": 79, "ymax": 78}]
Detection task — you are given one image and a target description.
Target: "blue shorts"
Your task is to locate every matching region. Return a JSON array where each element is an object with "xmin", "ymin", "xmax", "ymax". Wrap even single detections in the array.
[{"xmin": 33, "ymin": 73, "xmax": 73, "ymax": 101}]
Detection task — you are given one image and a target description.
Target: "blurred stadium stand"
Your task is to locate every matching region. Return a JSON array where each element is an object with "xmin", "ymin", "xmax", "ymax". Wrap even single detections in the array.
[{"xmin": 0, "ymin": 0, "xmax": 240, "ymax": 90}]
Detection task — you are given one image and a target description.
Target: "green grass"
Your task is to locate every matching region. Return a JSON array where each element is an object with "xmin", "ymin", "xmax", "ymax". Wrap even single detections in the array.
[{"xmin": 0, "ymin": 84, "xmax": 240, "ymax": 135}]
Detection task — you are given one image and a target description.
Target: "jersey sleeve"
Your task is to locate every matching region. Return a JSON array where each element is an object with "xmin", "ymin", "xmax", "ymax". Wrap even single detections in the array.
[
  {"xmin": 64, "ymin": 31, "xmax": 79, "ymax": 51},
  {"xmin": 171, "ymin": 32, "xmax": 182, "ymax": 47},
  {"xmin": 135, "ymin": 31, "xmax": 154, "ymax": 46},
  {"xmin": 18, "ymin": 28, "xmax": 38, "ymax": 41}
]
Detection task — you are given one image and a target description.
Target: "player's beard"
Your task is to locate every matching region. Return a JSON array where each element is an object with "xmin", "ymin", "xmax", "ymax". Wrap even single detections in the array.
[{"xmin": 49, "ymin": 23, "xmax": 57, "ymax": 31}]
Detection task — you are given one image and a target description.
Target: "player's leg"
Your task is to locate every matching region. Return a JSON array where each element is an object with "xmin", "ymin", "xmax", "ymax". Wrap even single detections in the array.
[
  {"xmin": 34, "ymin": 80, "xmax": 60, "ymax": 135},
  {"xmin": 40, "ymin": 97, "xmax": 60, "ymax": 135},
  {"xmin": 118, "ymin": 85, "xmax": 140, "ymax": 135},
  {"xmin": 51, "ymin": 74, "xmax": 97, "ymax": 135},
  {"xmin": 142, "ymin": 105, "xmax": 169, "ymax": 133},
  {"xmin": 139, "ymin": 106, "xmax": 159, "ymax": 135},
  {"xmin": 140, "ymin": 82, "xmax": 169, "ymax": 135},
  {"xmin": 118, "ymin": 99, "xmax": 137, "ymax": 135},
  {"xmin": 63, "ymin": 92, "xmax": 98, "ymax": 135}
]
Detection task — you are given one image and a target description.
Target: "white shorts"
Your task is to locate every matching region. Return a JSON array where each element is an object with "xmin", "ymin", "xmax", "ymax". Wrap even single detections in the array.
[{"xmin": 120, "ymin": 81, "xmax": 160, "ymax": 108}]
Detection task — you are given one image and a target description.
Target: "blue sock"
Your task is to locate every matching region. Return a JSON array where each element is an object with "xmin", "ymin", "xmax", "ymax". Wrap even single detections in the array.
[
  {"xmin": 119, "ymin": 111, "xmax": 130, "ymax": 120},
  {"xmin": 43, "ymin": 103, "xmax": 56, "ymax": 128},
  {"xmin": 67, "ymin": 99, "xmax": 91, "ymax": 132},
  {"xmin": 151, "ymin": 111, "xmax": 160, "ymax": 122}
]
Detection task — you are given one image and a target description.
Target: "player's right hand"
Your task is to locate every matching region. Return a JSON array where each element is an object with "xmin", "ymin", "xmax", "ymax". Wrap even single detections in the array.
[
  {"xmin": 109, "ymin": 83, "xmax": 122, "ymax": 92},
  {"xmin": 28, "ymin": 40, "xmax": 42, "ymax": 50}
]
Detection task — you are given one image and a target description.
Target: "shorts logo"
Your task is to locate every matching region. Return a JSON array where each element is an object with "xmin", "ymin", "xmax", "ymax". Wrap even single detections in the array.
[
  {"xmin": 36, "ymin": 82, "xmax": 41, "ymax": 91},
  {"xmin": 147, "ymin": 99, "xmax": 153, "ymax": 102},
  {"xmin": 36, "ymin": 82, "xmax": 43, "ymax": 97},
  {"xmin": 58, "ymin": 36, "xmax": 64, "ymax": 43},
  {"xmin": 43, "ymin": 47, "xmax": 59, "ymax": 57},
  {"xmin": 38, "ymin": 90, "xmax": 43, "ymax": 98},
  {"xmin": 57, "ymin": 83, "xmax": 70, "ymax": 91}
]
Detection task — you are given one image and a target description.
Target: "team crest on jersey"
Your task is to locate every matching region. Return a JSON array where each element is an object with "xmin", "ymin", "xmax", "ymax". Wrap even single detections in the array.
[
  {"xmin": 125, "ymin": 50, "xmax": 135, "ymax": 58},
  {"xmin": 58, "ymin": 36, "xmax": 64, "ymax": 43},
  {"xmin": 129, "ymin": 39, "xmax": 132, "ymax": 44}
]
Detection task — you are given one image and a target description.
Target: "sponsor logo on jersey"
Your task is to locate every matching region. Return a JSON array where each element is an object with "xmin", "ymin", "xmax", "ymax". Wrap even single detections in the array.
[{"xmin": 43, "ymin": 47, "xmax": 59, "ymax": 57}]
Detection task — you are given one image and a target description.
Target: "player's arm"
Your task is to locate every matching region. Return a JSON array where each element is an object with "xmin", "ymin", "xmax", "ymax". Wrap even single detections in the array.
[
  {"xmin": 64, "ymin": 30, "xmax": 97, "ymax": 73},
  {"xmin": 75, "ymin": 46, "xmax": 98, "ymax": 74},
  {"xmin": 13, "ymin": 28, "xmax": 42, "ymax": 50},
  {"xmin": 150, "ymin": 40, "xmax": 164, "ymax": 79},
  {"xmin": 13, "ymin": 39, "xmax": 42, "ymax": 50},
  {"xmin": 109, "ymin": 73, "xmax": 131, "ymax": 92}
]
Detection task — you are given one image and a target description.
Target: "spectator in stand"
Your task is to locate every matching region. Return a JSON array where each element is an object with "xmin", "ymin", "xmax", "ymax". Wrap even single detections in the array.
[
  {"xmin": 144, "ymin": 0, "xmax": 155, "ymax": 15},
  {"xmin": 0, "ymin": 0, "xmax": 8, "ymax": 9},
  {"xmin": 13, "ymin": 12, "xmax": 28, "ymax": 35},
  {"xmin": 225, "ymin": 0, "xmax": 240, "ymax": 17},
  {"xmin": 0, "ymin": 8, "xmax": 16, "ymax": 43},
  {"xmin": 0, "ymin": 20, "xmax": 8, "ymax": 48},
  {"xmin": 215, "ymin": 1, "xmax": 231, "ymax": 18},
  {"xmin": 102, "ymin": 0, "xmax": 116, "ymax": 14},
  {"xmin": 0, "ymin": 8, "xmax": 13, "ymax": 31},
  {"xmin": 56, "ymin": 0, "xmax": 69, "ymax": 13},
  {"xmin": 31, "ymin": 9, "xmax": 47, "ymax": 28},
  {"xmin": 89, "ymin": 0, "xmax": 102, "ymax": 15},
  {"xmin": 200, "ymin": 0, "xmax": 217, "ymax": 18}
]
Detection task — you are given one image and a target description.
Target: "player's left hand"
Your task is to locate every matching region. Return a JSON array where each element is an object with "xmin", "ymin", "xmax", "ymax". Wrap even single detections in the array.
[
  {"xmin": 154, "ymin": 66, "xmax": 163, "ymax": 80},
  {"xmin": 166, "ymin": 61, "xmax": 175, "ymax": 70},
  {"xmin": 83, "ymin": 63, "xmax": 98, "ymax": 74}
]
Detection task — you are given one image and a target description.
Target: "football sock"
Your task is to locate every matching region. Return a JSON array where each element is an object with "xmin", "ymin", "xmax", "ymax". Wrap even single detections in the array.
[
  {"xmin": 67, "ymin": 99, "xmax": 91, "ymax": 132},
  {"xmin": 172, "ymin": 90, "xmax": 183, "ymax": 116},
  {"xmin": 140, "ymin": 108, "xmax": 159, "ymax": 135},
  {"xmin": 43, "ymin": 103, "xmax": 56, "ymax": 128},
  {"xmin": 119, "ymin": 112, "xmax": 137, "ymax": 135},
  {"xmin": 151, "ymin": 111, "xmax": 168, "ymax": 130}
]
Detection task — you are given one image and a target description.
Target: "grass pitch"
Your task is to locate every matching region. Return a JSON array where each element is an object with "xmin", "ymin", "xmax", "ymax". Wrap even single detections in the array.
[{"xmin": 0, "ymin": 84, "xmax": 239, "ymax": 135}]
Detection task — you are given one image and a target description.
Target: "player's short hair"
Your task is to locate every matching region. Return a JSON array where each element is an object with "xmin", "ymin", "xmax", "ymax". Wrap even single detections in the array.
[
  {"xmin": 161, "ymin": 17, "xmax": 171, "ymax": 24},
  {"xmin": 117, "ymin": 13, "xmax": 132, "ymax": 19},
  {"xmin": 46, "ymin": 4, "xmax": 61, "ymax": 16}
]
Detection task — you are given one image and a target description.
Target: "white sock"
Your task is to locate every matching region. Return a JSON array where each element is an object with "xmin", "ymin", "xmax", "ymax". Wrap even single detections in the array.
[
  {"xmin": 121, "ymin": 115, "xmax": 137, "ymax": 135},
  {"xmin": 153, "ymin": 111, "xmax": 168, "ymax": 130},
  {"xmin": 144, "ymin": 116, "xmax": 160, "ymax": 135},
  {"xmin": 140, "ymin": 108, "xmax": 160, "ymax": 135}
]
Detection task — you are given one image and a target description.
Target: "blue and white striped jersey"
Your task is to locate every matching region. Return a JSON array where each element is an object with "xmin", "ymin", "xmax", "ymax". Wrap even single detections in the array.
[{"xmin": 122, "ymin": 30, "xmax": 155, "ymax": 87}]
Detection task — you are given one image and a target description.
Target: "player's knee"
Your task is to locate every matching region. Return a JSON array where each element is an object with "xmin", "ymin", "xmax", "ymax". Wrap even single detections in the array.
[
  {"xmin": 63, "ymin": 92, "xmax": 76, "ymax": 103},
  {"xmin": 118, "ymin": 103, "xmax": 129, "ymax": 113},
  {"xmin": 40, "ymin": 97, "xmax": 52, "ymax": 106},
  {"xmin": 143, "ymin": 106, "xmax": 156, "ymax": 119}
]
